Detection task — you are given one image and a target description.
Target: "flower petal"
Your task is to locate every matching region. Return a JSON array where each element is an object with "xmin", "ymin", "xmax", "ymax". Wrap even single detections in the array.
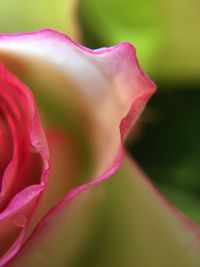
[
  {"xmin": 0, "ymin": 29, "xmax": 156, "ymax": 182},
  {"xmin": 0, "ymin": 186, "xmax": 43, "ymax": 267},
  {"xmin": 0, "ymin": 65, "xmax": 49, "ymax": 266},
  {"xmin": 7, "ymin": 155, "xmax": 200, "ymax": 267},
  {"xmin": 23, "ymin": 130, "xmax": 77, "ymax": 240},
  {"xmin": 0, "ymin": 31, "xmax": 156, "ymax": 243},
  {"xmin": 0, "ymin": 31, "xmax": 156, "ymax": 252}
]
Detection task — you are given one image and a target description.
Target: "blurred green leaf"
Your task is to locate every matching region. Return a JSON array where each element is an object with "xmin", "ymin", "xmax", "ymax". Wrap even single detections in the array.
[
  {"xmin": 80, "ymin": 0, "xmax": 162, "ymax": 74},
  {"xmin": 158, "ymin": 183, "xmax": 200, "ymax": 225},
  {"xmin": 80, "ymin": 0, "xmax": 200, "ymax": 81},
  {"xmin": 0, "ymin": 0, "xmax": 80, "ymax": 40},
  {"xmin": 130, "ymin": 87, "xmax": 200, "ymax": 223}
]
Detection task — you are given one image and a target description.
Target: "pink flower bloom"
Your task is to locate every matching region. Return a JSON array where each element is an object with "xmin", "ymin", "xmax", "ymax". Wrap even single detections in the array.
[
  {"xmin": 0, "ymin": 29, "xmax": 155, "ymax": 266},
  {"xmin": 0, "ymin": 30, "xmax": 199, "ymax": 267}
]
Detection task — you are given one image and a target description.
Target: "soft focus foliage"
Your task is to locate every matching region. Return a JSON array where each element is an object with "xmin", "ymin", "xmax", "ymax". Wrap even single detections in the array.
[
  {"xmin": 131, "ymin": 89, "xmax": 200, "ymax": 224},
  {"xmin": 0, "ymin": 0, "xmax": 80, "ymax": 40},
  {"xmin": 80, "ymin": 0, "xmax": 200, "ymax": 81},
  {"xmin": 80, "ymin": 0, "xmax": 161, "ymax": 76}
]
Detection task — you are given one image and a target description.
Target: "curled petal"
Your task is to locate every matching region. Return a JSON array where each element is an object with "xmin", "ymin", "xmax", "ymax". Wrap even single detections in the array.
[
  {"xmin": 0, "ymin": 30, "xmax": 155, "ymax": 264},
  {"xmin": 0, "ymin": 65, "xmax": 49, "ymax": 266},
  {"xmin": 0, "ymin": 29, "xmax": 156, "ymax": 180},
  {"xmin": 7, "ymin": 155, "xmax": 200, "ymax": 267}
]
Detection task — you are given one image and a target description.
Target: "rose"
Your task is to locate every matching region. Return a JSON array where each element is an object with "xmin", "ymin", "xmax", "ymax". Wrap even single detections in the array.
[
  {"xmin": 0, "ymin": 30, "xmax": 199, "ymax": 267},
  {"xmin": 0, "ymin": 29, "xmax": 155, "ymax": 266}
]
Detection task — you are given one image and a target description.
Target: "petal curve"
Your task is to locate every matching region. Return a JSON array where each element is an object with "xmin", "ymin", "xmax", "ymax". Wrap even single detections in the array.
[
  {"xmin": 0, "ymin": 30, "xmax": 155, "ymax": 265},
  {"xmin": 0, "ymin": 65, "xmax": 49, "ymax": 266},
  {"xmin": 0, "ymin": 29, "xmax": 156, "ymax": 179},
  {"xmin": 7, "ymin": 155, "xmax": 200, "ymax": 267}
]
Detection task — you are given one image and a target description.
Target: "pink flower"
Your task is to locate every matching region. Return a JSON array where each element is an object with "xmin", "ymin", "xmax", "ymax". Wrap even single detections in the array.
[
  {"xmin": 0, "ymin": 29, "xmax": 155, "ymax": 266},
  {"xmin": 0, "ymin": 30, "xmax": 199, "ymax": 267}
]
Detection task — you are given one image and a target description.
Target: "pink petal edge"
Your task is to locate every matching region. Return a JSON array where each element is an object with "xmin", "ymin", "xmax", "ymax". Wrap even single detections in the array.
[
  {"xmin": 1, "ymin": 29, "xmax": 199, "ymax": 265},
  {"xmin": 0, "ymin": 28, "xmax": 156, "ymax": 200},
  {"xmin": 0, "ymin": 65, "xmax": 50, "ymax": 267},
  {"xmin": 0, "ymin": 29, "xmax": 157, "ymax": 258}
]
